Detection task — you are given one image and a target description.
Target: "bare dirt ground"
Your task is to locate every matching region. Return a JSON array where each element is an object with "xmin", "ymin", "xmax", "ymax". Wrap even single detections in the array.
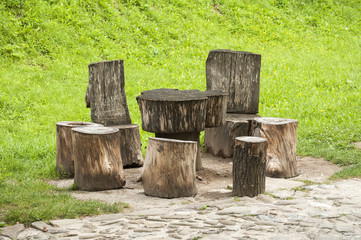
[{"xmin": 49, "ymin": 152, "xmax": 342, "ymax": 212}]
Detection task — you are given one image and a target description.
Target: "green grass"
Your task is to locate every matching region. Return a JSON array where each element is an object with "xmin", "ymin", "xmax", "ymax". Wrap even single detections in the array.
[{"xmin": 1, "ymin": 0, "xmax": 361, "ymax": 225}]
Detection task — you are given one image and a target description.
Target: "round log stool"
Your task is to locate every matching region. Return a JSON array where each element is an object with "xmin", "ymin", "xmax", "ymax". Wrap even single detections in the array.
[
  {"xmin": 142, "ymin": 137, "xmax": 198, "ymax": 198},
  {"xmin": 233, "ymin": 136, "xmax": 268, "ymax": 197},
  {"xmin": 254, "ymin": 117, "xmax": 299, "ymax": 178},
  {"xmin": 56, "ymin": 121, "xmax": 103, "ymax": 178},
  {"xmin": 111, "ymin": 124, "xmax": 144, "ymax": 168},
  {"xmin": 72, "ymin": 126, "xmax": 126, "ymax": 191}
]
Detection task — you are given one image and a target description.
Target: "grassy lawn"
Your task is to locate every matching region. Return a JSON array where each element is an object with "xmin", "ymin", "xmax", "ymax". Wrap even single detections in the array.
[{"xmin": 0, "ymin": 0, "xmax": 360, "ymax": 225}]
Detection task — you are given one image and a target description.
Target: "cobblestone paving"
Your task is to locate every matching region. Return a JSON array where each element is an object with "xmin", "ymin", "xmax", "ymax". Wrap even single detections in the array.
[{"xmin": 1, "ymin": 179, "xmax": 361, "ymax": 240}]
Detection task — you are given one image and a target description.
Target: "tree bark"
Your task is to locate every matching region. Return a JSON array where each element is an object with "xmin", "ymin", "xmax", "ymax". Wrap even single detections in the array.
[
  {"xmin": 253, "ymin": 117, "xmax": 298, "ymax": 178},
  {"xmin": 233, "ymin": 136, "xmax": 268, "ymax": 197},
  {"xmin": 85, "ymin": 60, "xmax": 132, "ymax": 126},
  {"xmin": 204, "ymin": 114, "xmax": 259, "ymax": 158},
  {"xmin": 111, "ymin": 124, "xmax": 144, "ymax": 168},
  {"xmin": 72, "ymin": 126, "xmax": 126, "ymax": 191},
  {"xmin": 156, "ymin": 132, "xmax": 202, "ymax": 171},
  {"xmin": 206, "ymin": 49, "xmax": 261, "ymax": 114},
  {"xmin": 142, "ymin": 137, "xmax": 198, "ymax": 198},
  {"xmin": 56, "ymin": 121, "xmax": 102, "ymax": 178}
]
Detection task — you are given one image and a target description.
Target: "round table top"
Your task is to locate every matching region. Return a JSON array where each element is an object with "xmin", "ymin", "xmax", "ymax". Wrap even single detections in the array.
[{"xmin": 137, "ymin": 89, "xmax": 228, "ymax": 133}]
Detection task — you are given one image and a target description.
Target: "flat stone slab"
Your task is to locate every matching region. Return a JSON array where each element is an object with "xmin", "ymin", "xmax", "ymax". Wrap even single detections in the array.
[{"xmin": 1, "ymin": 224, "xmax": 25, "ymax": 239}]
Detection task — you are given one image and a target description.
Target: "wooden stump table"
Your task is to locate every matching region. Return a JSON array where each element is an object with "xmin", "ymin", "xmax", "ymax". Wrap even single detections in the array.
[{"xmin": 137, "ymin": 89, "xmax": 227, "ymax": 170}]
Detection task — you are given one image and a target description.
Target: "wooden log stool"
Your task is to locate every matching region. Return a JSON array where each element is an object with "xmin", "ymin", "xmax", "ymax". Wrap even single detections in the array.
[
  {"xmin": 137, "ymin": 89, "xmax": 227, "ymax": 170},
  {"xmin": 253, "ymin": 117, "xmax": 299, "ymax": 178},
  {"xmin": 233, "ymin": 136, "xmax": 268, "ymax": 197},
  {"xmin": 56, "ymin": 121, "xmax": 103, "ymax": 178},
  {"xmin": 111, "ymin": 124, "xmax": 144, "ymax": 168},
  {"xmin": 72, "ymin": 126, "xmax": 126, "ymax": 191},
  {"xmin": 85, "ymin": 60, "xmax": 132, "ymax": 126},
  {"xmin": 206, "ymin": 49, "xmax": 261, "ymax": 113},
  {"xmin": 142, "ymin": 137, "xmax": 198, "ymax": 198},
  {"xmin": 205, "ymin": 114, "xmax": 259, "ymax": 158}
]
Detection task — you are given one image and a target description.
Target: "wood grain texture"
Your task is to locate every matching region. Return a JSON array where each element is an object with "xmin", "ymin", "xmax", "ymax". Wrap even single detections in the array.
[
  {"xmin": 142, "ymin": 137, "xmax": 197, "ymax": 198},
  {"xmin": 156, "ymin": 132, "xmax": 202, "ymax": 171},
  {"xmin": 111, "ymin": 124, "xmax": 144, "ymax": 168},
  {"xmin": 233, "ymin": 137, "xmax": 268, "ymax": 197},
  {"xmin": 204, "ymin": 114, "xmax": 259, "ymax": 157},
  {"xmin": 85, "ymin": 60, "xmax": 132, "ymax": 126},
  {"xmin": 254, "ymin": 117, "xmax": 299, "ymax": 178},
  {"xmin": 206, "ymin": 49, "xmax": 261, "ymax": 114},
  {"xmin": 72, "ymin": 126, "xmax": 126, "ymax": 191},
  {"xmin": 56, "ymin": 121, "xmax": 102, "ymax": 178},
  {"xmin": 203, "ymin": 90, "xmax": 228, "ymax": 128}
]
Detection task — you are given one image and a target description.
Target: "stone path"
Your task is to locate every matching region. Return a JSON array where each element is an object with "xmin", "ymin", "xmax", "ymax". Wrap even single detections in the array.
[{"xmin": 2, "ymin": 178, "xmax": 361, "ymax": 240}]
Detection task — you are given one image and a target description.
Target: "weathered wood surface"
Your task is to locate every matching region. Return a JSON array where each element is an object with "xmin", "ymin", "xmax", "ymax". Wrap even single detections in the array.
[
  {"xmin": 253, "ymin": 117, "xmax": 298, "ymax": 178},
  {"xmin": 85, "ymin": 60, "xmax": 132, "ymax": 126},
  {"xmin": 137, "ymin": 89, "xmax": 208, "ymax": 133},
  {"xmin": 233, "ymin": 136, "xmax": 268, "ymax": 197},
  {"xmin": 142, "ymin": 137, "xmax": 198, "ymax": 198},
  {"xmin": 204, "ymin": 114, "xmax": 259, "ymax": 158},
  {"xmin": 72, "ymin": 126, "xmax": 126, "ymax": 191},
  {"xmin": 111, "ymin": 124, "xmax": 144, "ymax": 168},
  {"xmin": 156, "ymin": 132, "xmax": 202, "ymax": 171},
  {"xmin": 203, "ymin": 90, "xmax": 228, "ymax": 128},
  {"xmin": 206, "ymin": 49, "xmax": 261, "ymax": 114},
  {"xmin": 56, "ymin": 121, "xmax": 102, "ymax": 178}
]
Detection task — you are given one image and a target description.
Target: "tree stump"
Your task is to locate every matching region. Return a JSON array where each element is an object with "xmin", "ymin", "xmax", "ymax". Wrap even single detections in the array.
[
  {"xmin": 72, "ymin": 126, "xmax": 126, "ymax": 191},
  {"xmin": 56, "ymin": 121, "xmax": 103, "ymax": 178},
  {"xmin": 204, "ymin": 114, "xmax": 259, "ymax": 158},
  {"xmin": 233, "ymin": 136, "xmax": 268, "ymax": 197},
  {"xmin": 85, "ymin": 60, "xmax": 132, "ymax": 126},
  {"xmin": 142, "ymin": 137, "xmax": 197, "ymax": 198},
  {"xmin": 206, "ymin": 49, "xmax": 261, "ymax": 114},
  {"xmin": 253, "ymin": 117, "xmax": 298, "ymax": 178},
  {"xmin": 111, "ymin": 124, "xmax": 144, "ymax": 168}
]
